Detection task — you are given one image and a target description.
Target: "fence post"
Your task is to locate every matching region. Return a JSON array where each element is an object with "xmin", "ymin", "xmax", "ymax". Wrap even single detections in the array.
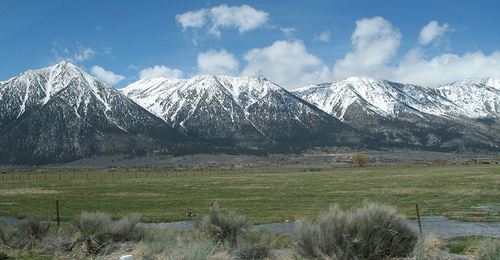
[
  {"xmin": 416, "ymin": 203, "xmax": 422, "ymax": 234},
  {"xmin": 56, "ymin": 200, "xmax": 60, "ymax": 227}
]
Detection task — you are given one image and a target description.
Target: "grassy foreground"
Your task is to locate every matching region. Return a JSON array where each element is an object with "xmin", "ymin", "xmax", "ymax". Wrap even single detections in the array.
[{"xmin": 0, "ymin": 164, "xmax": 499, "ymax": 223}]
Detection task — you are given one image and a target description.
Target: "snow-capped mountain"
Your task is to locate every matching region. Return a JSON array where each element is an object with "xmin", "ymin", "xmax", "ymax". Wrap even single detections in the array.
[
  {"xmin": 122, "ymin": 75, "xmax": 357, "ymax": 147},
  {"xmin": 0, "ymin": 61, "xmax": 184, "ymax": 164},
  {"xmin": 0, "ymin": 62, "xmax": 498, "ymax": 165},
  {"xmin": 293, "ymin": 77, "xmax": 499, "ymax": 148},
  {"xmin": 293, "ymin": 77, "xmax": 460, "ymax": 120},
  {"xmin": 437, "ymin": 78, "xmax": 500, "ymax": 118}
]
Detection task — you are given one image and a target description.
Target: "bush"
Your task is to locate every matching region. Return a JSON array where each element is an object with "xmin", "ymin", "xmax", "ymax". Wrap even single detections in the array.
[
  {"xmin": 74, "ymin": 212, "xmax": 112, "ymax": 255},
  {"xmin": 74, "ymin": 212, "xmax": 141, "ymax": 255},
  {"xmin": 474, "ymin": 238, "xmax": 500, "ymax": 260},
  {"xmin": 0, "ymin": 221, "xmax": 18, "ymax": 247},
  {"xmin": 20, "ymin": 218, "xmax": 51, "ymax": 240},
  {"xmin": 350, "ymin": 202, "xmax": 417, "ymax": 258},
  {"xmin": 295, "ymin": 202, "xmax": 418, "ymax": 259},
  {"xmin": 42, "ymin": 231, "xmax": 77, "ymax": 254},
  {"xmin": 200, "ymin": 202, "xmax": 248, "ymax": 245},
  {"xmin": 236, "ymin": 230, "xmax": 273, "ymax": 260},
  {"xmin": 353, "ymin": 153, "xmax": 368, "ymax": 167},
  {"xmin": 109, "ymin": 213, "xmax": 142, "ymax": 242},
  {"xmin": 134, "ymin": 229, "xmax": 224, "ymax": 259},
  {"xmin": 413, "ymin": 234, "xmax": 453, "ymax": 260},
  {"xmin": 0, "ymin": 251, "xmax": 9, "ymax": 260},
  {"xmin": 0, "ymin": 218, "xmax": 51, "ymax": 248}
]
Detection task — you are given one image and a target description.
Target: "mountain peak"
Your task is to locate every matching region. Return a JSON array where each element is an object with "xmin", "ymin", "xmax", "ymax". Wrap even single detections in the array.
[{"xmin": 444, "ymin": 77, "xmax": 500, "ymax": 90}]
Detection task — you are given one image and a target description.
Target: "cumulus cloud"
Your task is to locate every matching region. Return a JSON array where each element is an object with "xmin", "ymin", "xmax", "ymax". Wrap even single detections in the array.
[
  {"xmin": 90, "ymin": 65, "xmax": 125, "ymax": 85},
  {"xmin": 176, "ymin": 9, "xmax": 208, "ymax": 29},
  {"xmin": 176, "ymin": 4, "xmax": 268, "ymax": 37},
  {"xmin": 197, "ymin": 49, "xmax": 239, "ymax": 75},
  {"xmin": 333, "ymin": 16, "xmax": 500, "ymax": 87},
  {"xmin": 419, "ymin": 21, "xmax": 449, "ymax": 45},
  {"xmin": 139, "ymin": 65, "xmax": 183, "ymax": 79},
  {"xmin": 333, "ymin": 16, "xmax": 401, "ymax": 80},
  {"xmin": 242, "ymin": 40, "xmax": 331, "ymax": 88},
  {"xmin": 74, "ymin": 48, "xmax": 95, "ymax": 62},
  {"xmin": 315, "ymin": 31, "xmax": 331, "ymax": 42},
  {"xmin": 392, "ymin": 49, "xmax": 500, "ymax": 86}
]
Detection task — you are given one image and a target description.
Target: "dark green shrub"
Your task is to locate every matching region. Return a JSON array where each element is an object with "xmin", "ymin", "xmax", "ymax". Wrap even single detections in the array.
[{"xmin": 0, "ymin": 251, "xmax": 9, "ymax": 260}]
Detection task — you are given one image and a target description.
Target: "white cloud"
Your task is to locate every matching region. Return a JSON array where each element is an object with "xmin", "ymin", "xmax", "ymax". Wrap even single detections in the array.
[
  {"xmin": 419, "ymin": 21, "xmax": 449, "ymax": 45},
  {"xmin": 90, "ymin": 65, "xmax": 125, "ymax": 85},
  {"xmin": 281, "ymin": 27, "xmax": 296, "ymax": 37},
  {"xmin": 175, "ymin": 9, "xmax": 208, "ymax": 29},
  {"xmin": 333, "ymin": 16, "xmax": 400, "ymax": 80},
  {"xmin": 74, "ymin": 47, "xmax": 96, "ymax": 62},
  {"xmin": 197, "ymin": 49, "xmax": 239, "ymax": 75},
  {"xmin": 139, "ymin": 65, "xmax": 183, "ymax": 79},
  {"xmin": 391, "ymin": 49, "xmax": 500, "ymax": 86},
  {"xmin": 332, "ymin": 16, "xmax": 500, "ymax": 87},
  {"xmin": 315, "ymin": 31, "xmax": 331, "ymax": 42},
  {"xmin": 242, "ymin": 40, "xmax": 331, "ymax": 88},
  {"xmin": 176, "ymin": 4, "xmax": 268, "ymax": 37}
]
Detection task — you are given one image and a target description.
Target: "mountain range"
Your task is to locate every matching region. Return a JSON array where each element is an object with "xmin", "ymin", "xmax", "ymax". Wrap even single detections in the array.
[{"xmin": 0, "ymin": 61, "xmax": 498, "ymax": 164}]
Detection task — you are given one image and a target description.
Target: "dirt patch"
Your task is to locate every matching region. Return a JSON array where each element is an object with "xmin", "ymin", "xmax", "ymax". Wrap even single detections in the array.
[{"xmin": 0, "ymin": 188, "xmax": 60, "ymax": 196}]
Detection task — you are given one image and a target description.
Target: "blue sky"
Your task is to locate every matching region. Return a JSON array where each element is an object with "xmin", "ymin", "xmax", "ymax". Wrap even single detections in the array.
[{"xmin": 1, "ymin": 0, "xmax": 499, "ymax": 88}]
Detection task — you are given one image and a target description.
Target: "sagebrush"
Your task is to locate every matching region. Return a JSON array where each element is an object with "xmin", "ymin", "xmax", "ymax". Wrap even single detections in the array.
[{"xmin": 295, "ymin": 202, "xmax": 418, "ymax": 259}]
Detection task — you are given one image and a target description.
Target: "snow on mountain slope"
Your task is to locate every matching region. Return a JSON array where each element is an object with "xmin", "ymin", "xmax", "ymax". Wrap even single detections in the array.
[
  {"xmin": 437, "ymin": 78, "xmax": 500, "ymax": 118},
  {"xmin": 0, "ymin": 61, "xmax": 117, "ymax": 127},
  {"xmin": 293, "ymin": 77, "xmax": 459, "ymax": 121},
  {"xmin": 122, "ymin": 75, "xmax": 353, "ymax": 144},
  {"xmin": 0, "ymin": 61, "xmax": 184, "ymax": 164}
]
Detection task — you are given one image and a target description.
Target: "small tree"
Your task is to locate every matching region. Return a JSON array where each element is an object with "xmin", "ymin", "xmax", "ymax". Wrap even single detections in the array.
[{"xmin": 353, "ymin": 153, "xmax": 368, "ymax": 167}]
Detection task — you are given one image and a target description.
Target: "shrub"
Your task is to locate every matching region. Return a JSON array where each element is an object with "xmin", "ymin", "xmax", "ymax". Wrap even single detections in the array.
[
  {"xmin": 200, "ymin": 202, "xmax": 248, "ymax": 245},
  {"xmin": 74, "ymin": 212, "xmax": 112, "ymax": 255},
  {"xmin": 73, "ymin": 212, "xmax": 142, "ymax": 255},
  {"xmin": 350, "ymin": 202, "xmax": 417, "ymax": 258},
  {"xmin": 353, "ymin": 153, "xmax": 368, "ymax": 167},
  {"xmin": 474, "ymin": 238, "xmax": 500, "ymax": 260},
  {"xmin": 413, "ymin": 234, "xmax": 453, "ymax": 260},
  {"xmin": 42, "ymin": 231, "xmax": 77, "ymax": 254},
  {"xmin": 109, "ymin": 213, "xmax": 142, "ymax": 242},
  {"xmin": 20, "ymin": 218, "xmax": 51, "ymax": 240},
  {"xmin": 295, "ymin": 202, "xmax": 418, "ymax": 259},
  {"xmin": 295, "ymin": 220, "xmax": 321, "ymax": 257},
  {"xmin": 0, "ymin": 218, "xmax": 51, "ymax": 248},
  {"xmin": 134, "ymin": 229, "xmax": 224, "ymax": 259},
  {"xmin": 0, "ymin": 221, "xmax": 18, "ymax": 246},
  {"xmin": 236, "ymin": 229, "xmax": 273, "ymax": 260},
  {"xmin": 0, "ymin": 251, "xmax": 9, "ymax": 260}
]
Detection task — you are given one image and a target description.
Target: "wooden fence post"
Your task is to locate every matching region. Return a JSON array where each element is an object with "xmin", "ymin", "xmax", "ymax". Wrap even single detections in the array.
[{"xmin": 416, "ymin": 203, "xmax": 422, "ymax": 234}]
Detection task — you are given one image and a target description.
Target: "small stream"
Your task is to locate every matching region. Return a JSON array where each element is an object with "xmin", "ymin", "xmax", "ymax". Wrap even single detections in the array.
[
  {"xmin": 3, "ymin": 216, "xmax": 500, "ymax": 238},
  {"xmin": 139, "ymin": 216, "xmax": 500, "ymax": 238}
]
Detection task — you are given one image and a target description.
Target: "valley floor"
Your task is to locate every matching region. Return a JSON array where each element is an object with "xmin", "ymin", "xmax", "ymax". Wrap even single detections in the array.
[{"xmin": 0, "ymin": 163, "xmax": 499, "ymax": 223}]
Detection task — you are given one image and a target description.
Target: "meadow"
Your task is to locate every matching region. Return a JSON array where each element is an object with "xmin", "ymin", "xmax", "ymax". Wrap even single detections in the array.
[{"xmin": 0, "ymin": 164, "xmax": 499, "ymax": 223}]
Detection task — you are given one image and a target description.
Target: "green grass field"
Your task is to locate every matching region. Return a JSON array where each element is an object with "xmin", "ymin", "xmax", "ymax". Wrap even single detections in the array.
[{"xmin": 0, "ymin": 164, "xmax": 499, "ymax": 223}]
